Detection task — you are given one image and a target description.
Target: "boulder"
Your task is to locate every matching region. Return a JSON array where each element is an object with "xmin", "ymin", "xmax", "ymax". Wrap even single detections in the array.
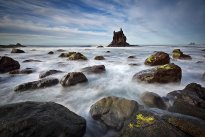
[
  {"xmin": 68, "ymin": 52, "xmax": 87, "ymax": 60},
  {"xmin": 11, "ymin": 48, "xmax": 25, "ymax": 53},
  {"xmin": 144, "ymin": 51, "xmax": 170, "ymax": 66},
  {"xmin": 48, "ymin": 51, "xmax": 54, "ymax": 54},
  {"xmin": 132, "ymin": 63, "xmax": 182, "ymax": 83},
  {"xmin": 141, "ymin": 92, "xmax": 166, "ymax": 109},
  {"xmin": 81, "ymin": 65, "xmax": 105, "ymax": 74},
  {"xmin": 97, "ymin": 45, "xmax": 103, "ymax": 48},
  {"xmin": 0, "ymin": 101, "xmax": 86, "ymax": 137},
  {"xmin": 9, "ymin": 68, "xmax": 34, "ymax": 74},
  {"xmin": 14, "ymin": 78, "xmax": 59, "ymax": 92},
  {"xmin": 128, "ymin": 56, "xmax": 136, "ymax": 59},
  {"xmin": 60, "ymin": 72, "xmax": 88, "ymax": 86},
  {"xmin": 0, "ymin": 56, "xmax": 20, "ymax": 73},
  {"xmin": 90, "ymin": 96, "xmax": 139, "ymax": 130},
  {"xmin": 59, "ymin": 52, "xmax": 75, "ymax": 57},
  {"xmin": 172, "ymin": 49, "xmax": 192, "ymax": 60},
  {"xmin": 22, "ymin": 59, "xmax": 42, "ymax": 63},
  {"xmin": 39, "ymin": 70, "xmax": 63, "ymax": 78},
  {"xmin": 94, "ymin": 56, "xmax": 105, "ymax": 60},
  {"xmin": 106, "ymin": 51, "xmax": 110, "ymax": 53},
  {"xmin": 108, "ymin": 28, "xmax": 130, "ymax": 47}
]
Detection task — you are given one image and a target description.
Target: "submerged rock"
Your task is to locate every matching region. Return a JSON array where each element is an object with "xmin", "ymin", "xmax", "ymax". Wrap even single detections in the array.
[
  {"xmin": 48, "ymin": 51, "xmax": 54, "ymax": 54},
  {"xmin": 22, "ymin": 59, "xmax": 42, "ymax": 63},
  {"xmin": 14, "ymin": 78, "xmax": 59, "ymax": 92},
  {"xmin": 82, "ymin": 65, "xmax": 105, "ymax": 74},
  {"xmin": 108, "ymin": 28, "xmax": 130, "ymax": 47},
  {"xmin": 0, "ymin": 101, "xmax": 86, "ymax": 137},
  {"xmin": 172, "ymin": 49, "xmax": 192, "ymax": 60},
  {"xmin": 9, "ymin": 68, "xmax": 35, "ymax": 74},
  {"xmin": 94, "ymin": 56, "xmax": 105, "ymax": 60},
  {"xmin": 144, "ymin": 51, "xmax": 170, "ymax": 66},
  {"xmin": 11, "ymin": 48, "xmax": 25, "ymax": 53},
  {"xmin": 39, "ymin": 70, "xmax": 63, "ymax": 78},
  {"xmin": 132, "ymin": 63, "xmax": 182, "ymax": 83},
  {"xmin": 0, "ymin": 56, "xmax": 20, "ymax": 73},
  {"xmin": 60, "ymin": 72, "xmax": 88, "ymax": 86}
]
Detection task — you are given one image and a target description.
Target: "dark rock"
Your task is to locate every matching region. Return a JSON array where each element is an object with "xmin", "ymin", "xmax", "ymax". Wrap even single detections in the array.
[
  {"xmin": 196, "ymin": 61, "xmax": 204, "ymax": 63},
  {"xmin": 59, "ymin": 52, "xmax": 75, "ymax": 57},
  {"xmin": 0, "ymin": 56, "xmax": 20, "ymax": 73},
  {"xmin": 141, "ymin": 92, "xmax": 166, "ymax": 109},
  {"xmin": 14, "ymin": 78, "xmax": 59, "ymax": 92},
  {"xmin": 132, "ymin": 63, "xmax": 182, "ymax": 83},
  {"xmin": 11, "ymin": 48, "xmax": 25, "ymax": 53},
  {"xmin": 68, "ymin": 52, "xmax": 87, "ymax": 60},
  {"xmin": 106, "ymin": 51, "xmax": 110, "ymax": 53},
  {"xmin": 48, "ymin": 51, "xmax": 54, "ymax": 54},
  {"xmin": 0, "ymin": 43, "xmax": 26, "ymax": 48},
  {"xmin": 128, "ymin": 56, "xmax": 136, "ymax": 59},
  {"xmin": 94, "ymin": 56, "xmax": 105, "ymax": 60},
  {"xmin": 90, "ymin": 96, "xmax": 139, "ymax": 130},
  {"xmin": 172, "ymin": 49, "xmax": 192, "ymax": 60},
  {"xmin": 0, "ymin": 101, "xmax": 86, "ymax": 137},
  {"xmin": 9, "ymin": 68, "xmax": 34, "ymax": 74},
  {"xmin": 128, "ymin": 63, "xmax": 140, "ymax": 66},
  {"xmin": 22, "ymin": 59, "xmax": 42, "ymax": 63},
  {"xmin": 203, "ymin": 73, "xmax": 205, "ymax": 81},
  {"xmin": 201, "ymin": 49, "xmax": 205, "ymax": 51},
  {"xmin": 108, "ymin": 28, "xmax": 130, "ymax": 47},
  {"xmin": 60, "ymin": 72, "xmax": 88, "ymax": 86},
  {"xmin": 39, "ymin": 70, "xmax": 63, "ymax": 78},
  {"xmin": 56, "ymin": 49, "xmax": 65, "ymax": 52},
  {"xmin": 189, "ymin": 42, "xmax": 195, "ymax": 45},
  {"xmin": 82, "ymin": 65, "xmax": 105, "ymax": 74},
  {"xmin": 97, "ymin": 45, "xmax": 103, "ymax": 48},
  {"xmin": 144, "ymin": 51, "xmax": 170, "ymax": 66}
]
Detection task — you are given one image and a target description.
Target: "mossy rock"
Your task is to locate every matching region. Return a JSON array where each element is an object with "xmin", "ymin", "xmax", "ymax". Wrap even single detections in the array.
[
  {"xmin": 68, "ymin": 52, "xmax": 87, "ymax": 60},
  {"xmin": 145, "ymin": 51, "xmax": 170, "ymax": 66},
  {"xmin": 94, "ymin": 56, "xmax": 105, "ymax": 60},
  {"xmin": 172, "ymin": 49, "xmax": 192, "ymax": 60}
]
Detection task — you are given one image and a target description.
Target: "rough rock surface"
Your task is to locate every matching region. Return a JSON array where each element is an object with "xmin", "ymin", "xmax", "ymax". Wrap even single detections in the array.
[
  {"xmin": 108, "ymin": 28, "xmax": 129, "ymax": 47},
  {"xmin": 0, "ymin": 56, "xmax": 20, "ymax": 73},
  {"xmin": 68, "ymin": 52, "xmax": 87, "ymax": 60},
  {"xmin": 9, "ymin": 68, "xmax": 34, "ymax": 74},
  {"xmin": 172, "ymin": 49, "xmax": 192, "ymax": 60},
  {"xmin": 60, "ymin": 72, "xmax": 88, "ymax": 86},
  {"xmin": 11, "ymin": 48, "xmax": 25, "ymax": 53},
  {"xmin": 132, "ymin": 63, "xmax": 182, "ymax": 83},
  {"xmin": 14, "ymin": 78, "xmax": 59, "ymax": 92},
  {"xmin": 82, "ymin": 65, "xmax": 105, "ymax": 74},
  {"xmin": 0, "ymin": 101, "xmax": 86, "ymax": 137},
  {"xmin": 144, "ymin": 51, "xmax": 170, "ymax": 66},
  {"xmin": 39, "ymin": 70, "xmax": 63, "ymax": 78},
  {"xmin": 94, "ymin": 56, "xmax": 105, "ymax": 60}
]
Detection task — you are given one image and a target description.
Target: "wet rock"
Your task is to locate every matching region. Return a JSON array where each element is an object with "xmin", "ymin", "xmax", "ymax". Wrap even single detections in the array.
[
  {"xmin": 48, "ymin": 51, "xmax": 54, "ymax": 54},
  {"xmin": 97, "ymin": 45, "xmax": 103, "ymax": 48},
  {"xmin": 82, "ymin": 65, "xmax": 105, "ymax": 74},
  {"xmin": 90, "ymin": 96, "xmax": 139, "ymax": 130},
  {"xmin": 132, "ymin": 63, "xmax": 182, "ymax": 83},
  {"xmin": 39, "ymin": 70, "xmax": 63, "ymax": 78},
  {"xmin": 0, "ymin": 101, "xmax": 86, "ymax": 137},
  {"xmin": 0, "ymin": 56, "xmax": 20, "ymax": 73},
  {"xmin": 172, "ymin": 49, "xmax": 192, "ymax": 60},
  {"xmin": 108, "ymin": 28, "xmax": 129, "ymax": 47},
  {"xmin": 9, "ymin": 68, "xmax": 35, "ymax": 74},
  {"xmin": 57, "ymin": 49, "xmax": 65, "ymax": 52},
  {"xmin": 141, "ymin": 92, "xmax": 166, "ymax": 109},
  {"xmin": 128, "ymin": 63, "xmax": 140, "ymax": 66},
  {"xmin": 106, "ymin": 51, "xmax": 110, "ymax": 53},
  {"xmin": 11, "ymin": 48, "xmax": 25, "ymax": 53},
  {"xmin": 128, "ymin": 56, "xmax": 136, "ymax": 59},
  {"xmin": 22, "ymin": 59, "xmax": 42, "ymax": 63},
  {"xmin": 196, "ymin": 61, "xmax": 204, "ymax": 63},
  {"xmin": 68, "ymin": 52, "xmax": 87, "ymax": 60},
  {"xmin": 14, "ymin": 78, "xmax": 59, "ymax": 92},
  {"xmin": 201, "ymin": 49, "xmax": 205, "ymax": 51},
  {"xmin": 94, "ymin": 56, "xmax": 105, "ymax": 60},
  {"xmin": 59, "ymin": 52, "xmax": 75, "ymax": 57},
  {"xmin": 60, "ymin": 72, "xmax": 88, "ymax": 86},
  {"xmin": 144, "ymin": 51, "xmax": 170, "ymax": 66},
  {"xmin": 203, "ymin": 73, "xmax": 205, "ymax": 81}
]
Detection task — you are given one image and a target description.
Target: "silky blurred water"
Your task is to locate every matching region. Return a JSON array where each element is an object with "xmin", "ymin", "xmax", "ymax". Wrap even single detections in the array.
[{"xmin": 0, "ymin": 45, "xmax": 205, "ymax": 136}]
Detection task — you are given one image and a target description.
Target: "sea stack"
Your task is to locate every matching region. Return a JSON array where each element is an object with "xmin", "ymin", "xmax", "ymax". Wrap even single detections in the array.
[{"xmin": 108, "ymin": 28, "xmax": 129, "ymax": 47}]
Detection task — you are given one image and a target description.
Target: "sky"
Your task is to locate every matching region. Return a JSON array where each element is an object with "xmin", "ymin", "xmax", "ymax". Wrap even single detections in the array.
[{"xmin": 0, "ymin": 0, "xmax": 205, "ymax": 46}]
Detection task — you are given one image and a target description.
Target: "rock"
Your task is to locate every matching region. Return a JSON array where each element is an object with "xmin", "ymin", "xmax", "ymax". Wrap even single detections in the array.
[
  {"xmin": 56, "ymin": 49, "xmax": 65, "ymax": 52},
  {"xmin": 203, "ymin": 73, "xmax": 205, "ymax": 81},
  {"xmin": 94, "ymin": 56, "xmax": 105, "ymax": 60},
  {"xmin": 68, "ymin": 52, "xmax": 87, "ymax": 60},
  {"xmin": 132, "ymin": 63, "xmax": 182, "ymax": 83},
  {"xmin": 9, "ymin": 68, "xmax": 34, "ymax": 74},
  {"xmin": 22, "ymin": 59, "xmax": 42, "ymax": 63},
  {"xmin": 106, "ymin": 51, "xmax": 110, "ymax": 53},
  {"xmin": 167, "ymin": 83, "xmax": 205, "ymax": 120},
  {"xmin": 60, "ymin": 72, "xmax": 88, "ymax": 87},
  {"xmin": 141, "ymin": 92, "xmax": 166, "ymax": 109},
  {"xmin": 201, "ymin": 49, "xmax": 205, "ymax": 51},
  {"xmin": 14, "ymin": 78, "xmax": 59, "ymax": 92},
  {"xmin": 39, "ymin": 70, "xmax": 63, "ymax": 78},
  {"xmin": 48, "ymin": 51, "xmax": 54, "ymax": 54},
  {"xmin": 128, "ymin": 56, "xmax": 136, "ymax": 59},
  {"xmin": 82, "ymin": 65, "xmax": 105, "ymax": 74},
  {"xmin": 97, "ymin": 45, "xmax": 103, "ymax": 48},
  {"xmin": 0, "ymin": 43, "xmax": 26, "ymax": 48},
  {"xmin": 108, "ymin": 28, "xmax": 130, "ymax": 47},
  {"xmin": 196, "ymin": 61, "xmax": 204, "ymax": 63},
  {"xmin": 0, "ymin": 56, "xmax": 20, "ymax": 73},
  {"xmin": 172, "ymin": 49, "xmax": 192, "ymax": 60},
  {"xmin": 11, "ymin": 48, "xmax": 25, "ymax": 53},
  {"xmin": 128, "ymin": 63, "xmax": 140, "ymax": 66},
  {"xmin": 59, "ymin": 52, "xmax": 75, "ymax": 57},
  {"xmin": 90, "ymin": 96, "xmax": 139, "ymax": 130},
  {"xmin": 0, "ymin": 101, "xmax": 86, "ymax": 137},
  {"xmin": 144, "ymin": 51, "xmax": 170, "ymax": 66}
]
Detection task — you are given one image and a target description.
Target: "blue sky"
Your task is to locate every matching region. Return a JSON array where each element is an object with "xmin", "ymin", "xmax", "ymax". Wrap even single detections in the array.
[{"xmin": 0, "ymin": 0, "xmax": 205, "ymax": 45}]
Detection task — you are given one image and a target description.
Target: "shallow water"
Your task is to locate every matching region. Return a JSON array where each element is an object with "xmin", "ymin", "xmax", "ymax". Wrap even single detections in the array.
[{"xmin": 0, "ymin": 45, "xmax": 205, "ymax": 136}]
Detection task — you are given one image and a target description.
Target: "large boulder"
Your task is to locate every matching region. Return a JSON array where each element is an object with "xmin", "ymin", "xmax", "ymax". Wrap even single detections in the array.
[
  {"xmin": 140, "ymin": 92, "xmax": 166, "ymax": 109},
  {"xmin": 9, "ymin": 68, "xmax": 35, "ymax": 74},
  {"xmin": 132, "ymin": 63, "xmax": 182, "ymax": 83},
  {"xmin": 0, "ymin": 56, "xmax": 20, "ymax": 73},
  {"xmin": 108, "ymin": 28, "xmax": 130, "ymax": 47},
  {"xmin": 68, "ymin": 52, "xmax": 87, "ymax": 60},
  {"xmin": 81, "ymin": 65, "xmax": 105, "ymax": 74},
  {"xmin": 90, "ymin": 96, "xmax": 139, "ymax": 130},
  {"xmin": 172, "ymin": 49, "xmax": 192, "ymax": 60},
  {"xmin": 60, "ymin": 72, "xmax": 88, "ymax": 86},
  {"xmin": 94, "ymin": 56, "xmax": 105, "ymax": 60},
  {"xmin": 144, "ymin": 51, "xmax": 170, "ymax": 66},
  {"xmin": 14, "ymin": 78, "xmax": 59, "ymax": 92},
  {"xmin": 11, "ymin": 48, "xmax": 25, "ymax": 53},
  {"xmin": 39, "ymin": 70, "xmax": 63, "ymax": 78},
  {"xmin": 0, "ymin": 101, "xmax": 86, "ymax": 137}
]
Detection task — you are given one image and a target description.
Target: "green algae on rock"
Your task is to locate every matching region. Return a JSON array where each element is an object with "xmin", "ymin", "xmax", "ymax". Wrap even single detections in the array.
[
  {"xmin": 172, "ymin": 49, "xmax": 192, "ymax": 60},
  {"xmin": 145, "ymin": 51, "xmax": 170, "ymax": 66}
]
